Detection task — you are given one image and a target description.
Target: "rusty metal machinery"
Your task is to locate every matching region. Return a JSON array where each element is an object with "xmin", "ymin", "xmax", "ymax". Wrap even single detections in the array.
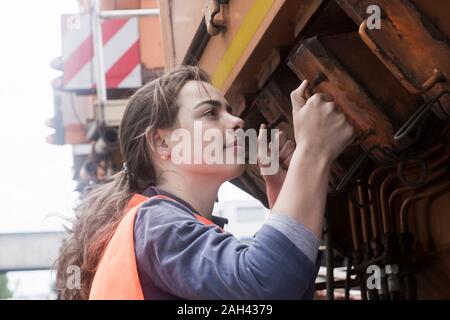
[{"xmin": 175, "ymin": 0, "xmax": 450, "ymax": 299}]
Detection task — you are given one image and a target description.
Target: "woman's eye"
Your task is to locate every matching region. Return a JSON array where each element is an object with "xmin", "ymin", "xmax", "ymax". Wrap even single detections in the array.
[{"xmin": 203, "ymin": 109, "xmax": 217, "ymax": 117}]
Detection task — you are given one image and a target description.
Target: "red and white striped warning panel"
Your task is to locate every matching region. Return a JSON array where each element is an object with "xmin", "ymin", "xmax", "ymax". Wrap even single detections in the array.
[{"xmin": 61, "ymin": 14, "xmax": 142, "ymax": 90}]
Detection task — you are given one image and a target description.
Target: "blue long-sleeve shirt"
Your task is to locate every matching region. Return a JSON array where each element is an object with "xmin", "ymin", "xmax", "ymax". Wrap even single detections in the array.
[{"xmin": 134, "ymin": 186, "xmax": 322, "ymax": 300}]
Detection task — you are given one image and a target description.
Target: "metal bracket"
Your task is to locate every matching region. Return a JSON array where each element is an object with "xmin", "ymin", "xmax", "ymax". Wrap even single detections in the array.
[
  {"xmin": 205, "ymin": 0, "xmax": 229, "ymax": 36},
  {"xmin": 394, "ymin": 90, "xmax": 450, "ymax": 141},
  {"xmin": 359, "ymin": 19, "xmax": 445, "ymax": 96}
]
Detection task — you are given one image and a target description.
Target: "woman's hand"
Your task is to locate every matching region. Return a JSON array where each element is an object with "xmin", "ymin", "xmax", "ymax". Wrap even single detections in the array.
[
  {"xmin": 290, "ymin": 80, "xmax": 355, "ymax": 164},
  {"xmin": 267, "ymin": 80, "xmax": 355, "ymax": 238},
  {"xmin": 257, "ymin": 124, "xmax": 296, "ymax": 207}
]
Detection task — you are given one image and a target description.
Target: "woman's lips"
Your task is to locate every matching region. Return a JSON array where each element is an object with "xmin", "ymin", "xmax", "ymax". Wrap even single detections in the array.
[{"xmin": 224, "ymin": 139, "xmax": 241, "ymax": 149}]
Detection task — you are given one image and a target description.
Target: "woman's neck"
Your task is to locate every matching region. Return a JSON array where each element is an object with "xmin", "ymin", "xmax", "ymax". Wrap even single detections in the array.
[{"xmin": 156, "ymin": 172, "xmax": 221, "ymax": 221}]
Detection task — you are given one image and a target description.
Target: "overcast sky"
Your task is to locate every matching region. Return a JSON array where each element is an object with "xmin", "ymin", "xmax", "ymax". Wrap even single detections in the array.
[
  {"xmin": 0, "ymin": 1, "xmax": 81, "ymax": 233},
  {"xmin": 0, "ymin": 0, "xmax": 80, "ymax": 299}
]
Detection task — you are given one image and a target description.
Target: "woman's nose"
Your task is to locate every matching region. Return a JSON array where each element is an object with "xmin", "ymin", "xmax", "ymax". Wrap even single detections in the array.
[{"xmin": 228, "ymin": 114, "xmax": 245, "ymax": 130}]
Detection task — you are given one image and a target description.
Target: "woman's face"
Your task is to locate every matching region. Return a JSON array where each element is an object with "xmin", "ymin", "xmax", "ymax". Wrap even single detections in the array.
[{"xmin": 166, "ymin": 80, "xmax": 246, "ymax": 180}]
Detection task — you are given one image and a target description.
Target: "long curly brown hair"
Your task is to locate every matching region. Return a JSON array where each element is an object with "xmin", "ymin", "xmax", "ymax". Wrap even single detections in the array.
[{"xmin": 54, "ymin": 65, "xmax": 210, "ymax": 299}]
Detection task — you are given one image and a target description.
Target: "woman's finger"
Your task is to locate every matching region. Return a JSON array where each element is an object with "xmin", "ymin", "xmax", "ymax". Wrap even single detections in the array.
[
  {"xmin": 277, "ymin": 130, "xmax": 288, "ymax": 146},
  {"xmin": 290, "ymin": 80, "xmax": 309, "ymax": 112},
  {"xmin": 257, "ymin": 123, "xmax": 268, "ymax": 162},
  {"xmin": 280, "ymin": 140, "xmax": 295, "ymax": 169}
]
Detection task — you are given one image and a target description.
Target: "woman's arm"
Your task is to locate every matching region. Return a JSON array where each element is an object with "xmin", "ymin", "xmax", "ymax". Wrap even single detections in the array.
[
  {"xmin": 272, "ymin": 149, "xmax": 330, "ymax": 239},
  {"xmin": 134, "ymin": 199, "xmax": 320, "ymax": 300},
  {"xmin": 268, "ymin": 80, "xmax": 354, "ymax": 238}
]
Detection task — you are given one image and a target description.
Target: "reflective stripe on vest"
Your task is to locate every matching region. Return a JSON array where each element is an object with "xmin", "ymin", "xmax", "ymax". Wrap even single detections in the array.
[{"xmin": 88, "ymin": 193, "xmax": 219, "ymax": 300}]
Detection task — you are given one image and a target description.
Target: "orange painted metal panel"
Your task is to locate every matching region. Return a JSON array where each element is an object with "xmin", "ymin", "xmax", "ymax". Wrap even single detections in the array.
[{"xmin": 139, "ymin": 0, "xmax": 164, "ymax": 69}]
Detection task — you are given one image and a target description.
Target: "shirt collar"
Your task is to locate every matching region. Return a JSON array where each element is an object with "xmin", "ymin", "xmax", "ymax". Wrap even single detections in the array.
[{"xmin": 141, "ymin": 186, "xmax": 228, "ymax": 229}]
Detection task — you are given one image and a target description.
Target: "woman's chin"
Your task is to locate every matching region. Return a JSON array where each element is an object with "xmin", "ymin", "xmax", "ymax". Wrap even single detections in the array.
[
  {"xmin": 208, "ymin": 162, "xmax": 246, "ymax": 180},
  {"xmin": 184, "ymin": 162, "xmax": 245, "ymax": 180},
  {"xmin": 222, "ymin": 162, "xmax": 246, "ymax": 179}
]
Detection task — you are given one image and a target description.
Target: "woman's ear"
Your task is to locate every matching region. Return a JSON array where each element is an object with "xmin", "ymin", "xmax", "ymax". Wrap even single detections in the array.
[{"xmin": 146, "ymin": 128, "xmax": 172, "ymax": 160}]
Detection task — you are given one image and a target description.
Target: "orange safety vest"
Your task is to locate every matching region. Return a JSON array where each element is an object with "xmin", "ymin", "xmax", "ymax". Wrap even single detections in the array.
[{"xmin": 89, "ymin": 193, "xmax": 219, "ymax": 300}]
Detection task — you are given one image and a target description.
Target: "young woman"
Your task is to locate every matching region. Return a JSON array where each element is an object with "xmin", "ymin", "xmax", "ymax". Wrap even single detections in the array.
[{"xmin": 55, "ymin": 65, "xmax": 354, "ymax": 300}]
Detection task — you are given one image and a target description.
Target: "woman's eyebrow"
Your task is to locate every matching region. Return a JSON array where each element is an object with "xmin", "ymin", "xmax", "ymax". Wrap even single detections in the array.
[
  {"xmin": 193, "ymin": 99, "xmax": 221, "ymax": 109},
  {"xmin": 193, "ymin": 99, "xmax": 233, "ymax": 113}
]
